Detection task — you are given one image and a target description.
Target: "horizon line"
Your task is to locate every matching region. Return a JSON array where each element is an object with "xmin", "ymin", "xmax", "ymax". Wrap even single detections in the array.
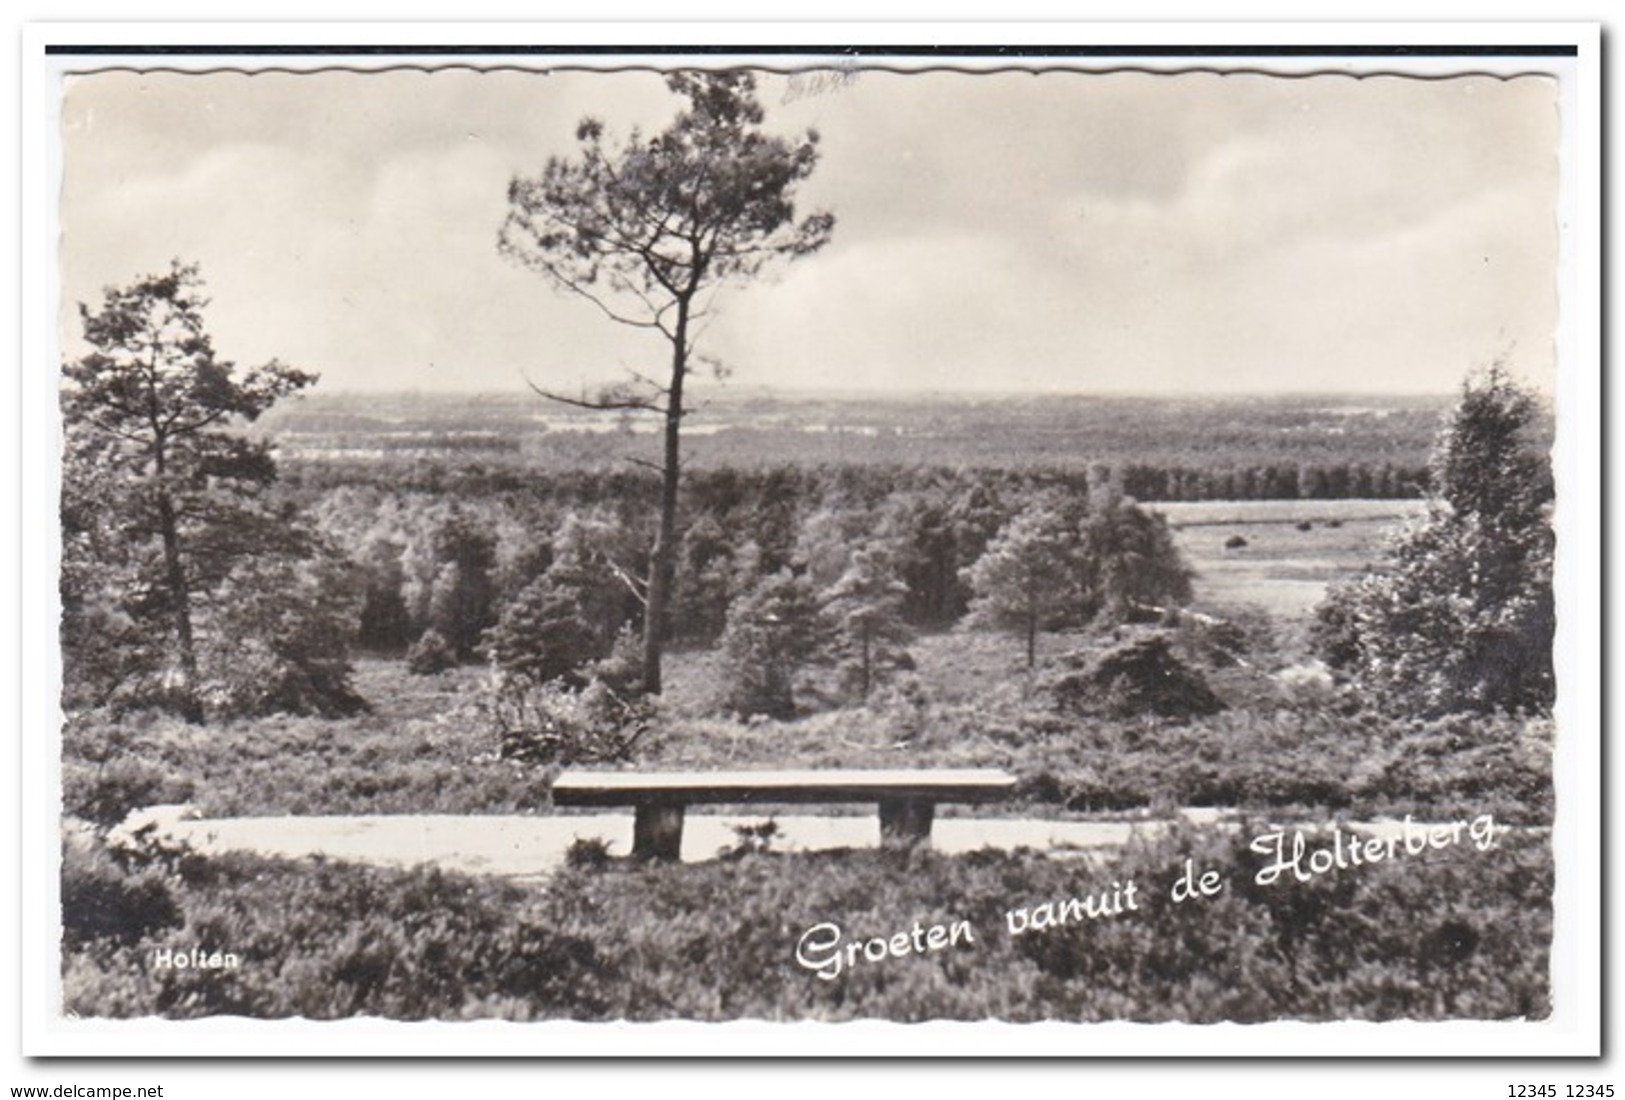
[{"xmin": 282, "ymin": 383, "xmax": 1463, "ymax": 401}]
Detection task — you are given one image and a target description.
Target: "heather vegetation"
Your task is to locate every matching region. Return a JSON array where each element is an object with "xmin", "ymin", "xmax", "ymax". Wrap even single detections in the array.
[
  {"xmin": 61, "ymin": 645, "xmax": 1554, "ymax": 830},
  {"xmin": 62, "ymin": 820, "xmax": 1551, "ymax": 1022}
]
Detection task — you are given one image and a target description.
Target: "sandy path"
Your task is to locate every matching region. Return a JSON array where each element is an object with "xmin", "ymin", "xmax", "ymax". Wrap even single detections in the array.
[
  {"xmin": 114, "ymin": 807, "xmax": 1494, "ymax": 880},
  {"xmin": 141, "ymin": 810, "xmax": 1210, "ymax": 878}
]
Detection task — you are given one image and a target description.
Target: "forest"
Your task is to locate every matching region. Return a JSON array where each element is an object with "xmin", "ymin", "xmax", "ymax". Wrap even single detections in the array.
[{"xmin": 62, "ymin": 397, "xmax": 1471, "ymax": 725}]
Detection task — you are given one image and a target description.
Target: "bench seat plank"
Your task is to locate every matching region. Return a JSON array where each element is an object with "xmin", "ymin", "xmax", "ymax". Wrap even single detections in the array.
[{"xmin": 551, "ymin": 768, "xmax": 1018, "ymax": 807}]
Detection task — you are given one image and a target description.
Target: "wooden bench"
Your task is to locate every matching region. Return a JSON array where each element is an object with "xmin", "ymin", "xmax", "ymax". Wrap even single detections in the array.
[{"xmin": 550, "ymin": 768, "xmax": 1019, "ymax": 860}]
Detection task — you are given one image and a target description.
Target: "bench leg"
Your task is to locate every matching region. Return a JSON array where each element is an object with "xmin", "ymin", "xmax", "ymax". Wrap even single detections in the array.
[
  {"xmin": 632, "ymin": 804, "xmax": 685, "ymax": 861},
  {"xmin": 878, "ymin": 798, "xmax": 934, "ymax": 849}
]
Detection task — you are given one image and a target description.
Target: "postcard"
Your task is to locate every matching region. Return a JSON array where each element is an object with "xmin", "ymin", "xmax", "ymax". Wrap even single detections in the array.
[{"xmin": 21, "ymin": 23, "xmax": 1602, "ymax": 1063}]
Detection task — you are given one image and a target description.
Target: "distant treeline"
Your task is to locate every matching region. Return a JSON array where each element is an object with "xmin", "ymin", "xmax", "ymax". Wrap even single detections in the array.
[
  {"xmin": 1118, "ymin": 461, "xmax": 1426, "ymax": 501},
  {"xmin": 283, "ymin": 455, "xmax": 1430, "ymax": 504}
]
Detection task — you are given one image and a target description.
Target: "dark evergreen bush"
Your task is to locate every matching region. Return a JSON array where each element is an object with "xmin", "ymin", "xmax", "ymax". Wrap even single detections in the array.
[
  {"xmin": 405, "ymin": 628, "xmax": 458, "ymax": 676},
  {"xmin": 1051, "ymin": 634, "xmax": 1225, "ymax": 719}
]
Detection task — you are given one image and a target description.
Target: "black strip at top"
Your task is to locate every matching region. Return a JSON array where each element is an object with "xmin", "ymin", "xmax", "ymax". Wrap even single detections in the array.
[{"xmin": 43, "ymin": 44, "xmax": 1580, "ymax": 58}]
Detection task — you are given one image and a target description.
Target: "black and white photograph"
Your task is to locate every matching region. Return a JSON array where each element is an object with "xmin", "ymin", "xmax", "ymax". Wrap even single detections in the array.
[{"xmin": 21, "ymin": 26, "xmax": 1601, "ymax": 1066}]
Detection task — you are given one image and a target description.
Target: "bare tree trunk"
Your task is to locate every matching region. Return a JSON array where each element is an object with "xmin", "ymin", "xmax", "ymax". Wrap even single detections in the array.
[
  {"xmin": 641, "ymin": 299, "xmax": 689, "ymax": 696},
  {"xmin": 156, "ymin": 489, "xmax": 203, "ymax": 723}
]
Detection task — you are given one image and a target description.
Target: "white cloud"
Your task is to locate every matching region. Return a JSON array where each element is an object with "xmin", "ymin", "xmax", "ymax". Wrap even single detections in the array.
[{"xmin": 57, "ymin": 66, "xmax": 1560, "ymax": 396}]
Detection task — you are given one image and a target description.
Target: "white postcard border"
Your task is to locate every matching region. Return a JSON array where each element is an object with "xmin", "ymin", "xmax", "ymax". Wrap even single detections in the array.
[{"xmin": 20, "ymin": 21, "xmax": 1602, "ymax": 1059}]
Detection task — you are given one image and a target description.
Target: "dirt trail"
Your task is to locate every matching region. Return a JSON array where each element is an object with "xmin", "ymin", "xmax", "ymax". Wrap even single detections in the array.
[
  {"xmin": 121, "ymin": 807, "xmax": 1229, "ymax": 878},
  {"xmin": 111, "ymin": 807, "xmax": 1500, "ymax": 880}
]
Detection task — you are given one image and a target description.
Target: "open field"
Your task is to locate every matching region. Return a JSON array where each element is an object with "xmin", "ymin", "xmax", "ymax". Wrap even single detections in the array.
[
  {"xmin": 1156, "ymin": 499, "xmax": 1428, "ymax": 619},
  {"xmin": 1151, "ymin": 499, "xmax": 1428, "ymax": 526}
]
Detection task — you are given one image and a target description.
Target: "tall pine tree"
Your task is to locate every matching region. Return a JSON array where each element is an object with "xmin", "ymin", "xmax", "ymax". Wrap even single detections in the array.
[{"xmin": 61, "ymin": 262, "xmax": 360, "ymax": 719}]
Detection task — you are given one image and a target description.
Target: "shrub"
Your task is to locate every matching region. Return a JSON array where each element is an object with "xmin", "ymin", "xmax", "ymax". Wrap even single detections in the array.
[
  {"xmin": 564, "ymin": 836, "xmax": 615, "ymax": 870},
  {"xmin": 63, "ymin": 847, "xmax": 610, "ymax": 1020},
  {"xmin": 1363, "ymin": 713, "xmax": 1554, "ymax": 823},
  {"xmin": 865, "ymin": 673, "xmax": 931, "ymax": 742},
  {"xmin": 1314, "ymin": 364, "xmax": 1553, "ymax": 716},
  {"xmin": 61, "ymin": 712, "xmax": 196, "ymax": 826},
  {"xmin": 61, "ymin": 840, "xmax": 182, "ymax": 951},
  {"xmin": 587, "ymin": 623, "xmax": 645, "ymax": 699},
  {"xmin": 480, "ymin": 584, "xmax": 651, "ymax": 765},
  {"xmin": 1050, "ymin": 634, "xmax": 1225, "ymax": 719},
  {"xmin": 197, "ymin": 550, "xmax": 370, "ymax": 719},
  {"xmin": 1171, "ymin": 611, "xmax": 1255, "ymax": 670},
  {"xmin": 484, "ymin": 673, "xmax": 650, "ymax": 766},
  {"xmin": 62, "ymin": 758, "xmax": 196, "ymax": 829},
  {"xmin": 406, "ymin": 628, "xmax": 458, "ymax": 675},
  {"xmin": 720, "ymin": 820, "xmax": 780, "ymax": 860}
]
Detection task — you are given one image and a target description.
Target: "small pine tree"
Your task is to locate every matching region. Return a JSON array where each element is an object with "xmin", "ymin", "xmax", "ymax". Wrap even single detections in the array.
[
  {"xmin": 822, "ymin": 542, "xmax": 912, "ymax": 701},
  {"xmin": 482, "ymin": 575, "xmax": 606, "ymax": 689},
  {"xmin": 960, "ymin": 499, "xmax": 1081, "ymax": 668},
  {"xmin": 426, "ymin": 508, "xmax": 497, "ymax": 659},
  {"xmin": 1078, "ymin": 484, "xmax": 1194, "ymax": 623},
  {"xmin": 718, "ymin": 570, "xmax": 831, "ymax": 719},
  {"xmin": 198, "ymin": 546, "xmax": 369, "ymax": 717}
]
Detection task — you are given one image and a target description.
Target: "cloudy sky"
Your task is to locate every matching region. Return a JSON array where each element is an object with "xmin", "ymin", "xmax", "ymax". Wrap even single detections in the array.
[{"xmin": 56, "ymin": 57, "xmax": 1562, "ymax": 396}]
